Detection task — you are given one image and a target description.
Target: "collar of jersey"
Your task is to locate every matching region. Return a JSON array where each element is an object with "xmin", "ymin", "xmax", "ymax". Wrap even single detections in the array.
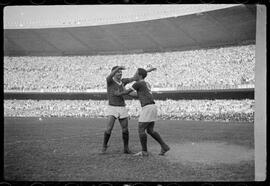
[{"xmin": 113, "ymin": 77, "xmax": 122, "ymax": 85}]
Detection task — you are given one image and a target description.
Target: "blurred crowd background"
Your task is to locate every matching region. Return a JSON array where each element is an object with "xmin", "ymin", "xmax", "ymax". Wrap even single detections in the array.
[
  {"xmin": 4, "ymin": 99, "xmax": 254, "ymax": 122},
  {"xmin": 4, "ymin": 44, "xmax": 255, "ymax": 92},
  {"xmin": 4, "ymin": 44, "xmax": 255, "ymax": 122}
]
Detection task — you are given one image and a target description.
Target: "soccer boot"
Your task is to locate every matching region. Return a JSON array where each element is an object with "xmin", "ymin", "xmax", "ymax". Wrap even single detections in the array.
[
  {"xmin": 133, "ymin": 151, "xmax": 149, "ymax": 156},
  {"xmin": 123, "ymin": 149, "xmax": 134, "ymax": 154},
  {"xmin": 101, "ymin": 145, "xmax": 108, "ymax": 154},
  {"xmin": 159, "ymin": 145, "xmax": 170, "ymax": 156}
]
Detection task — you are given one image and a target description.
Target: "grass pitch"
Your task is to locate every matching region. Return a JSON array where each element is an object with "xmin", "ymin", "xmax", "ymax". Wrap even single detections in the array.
[{"xmin": 4, "ymin": 117, "xmax": 254, "ymax": 181}]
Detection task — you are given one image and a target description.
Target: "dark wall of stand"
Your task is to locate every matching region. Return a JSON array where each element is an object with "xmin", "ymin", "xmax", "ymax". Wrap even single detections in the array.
[{"xmin": 4, "ymin": 88, "xmax": 254, "ymax": 100}]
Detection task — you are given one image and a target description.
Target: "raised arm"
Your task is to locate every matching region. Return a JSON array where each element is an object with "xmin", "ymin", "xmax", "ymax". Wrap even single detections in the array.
[
  {"xmin": 122, "ymin": 77, "xmax": 136, "ymax": 85},
  {"xmin": 106, "ymin": 66, "xmax": 125, "ymax": 81},
  {"xmin": 146, "ymin": 67, "xmax": 157, "ymax": 73},
  {"xmin": 122, "ymin": 67, "xmax": 156, "ymax": 85}
]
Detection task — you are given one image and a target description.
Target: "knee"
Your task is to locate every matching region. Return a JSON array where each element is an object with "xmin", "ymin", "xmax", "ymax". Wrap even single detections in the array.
[
  {"xmin": 122, "ymin": 128, "xmax": 129, "ymax": 134},
  {"xmin": 138, "ymin": 128, "xmax": 145, "ymax": 135},
  {"xmin": 146, "ymin": 128, "xmax": 154, "ymax": 135}
]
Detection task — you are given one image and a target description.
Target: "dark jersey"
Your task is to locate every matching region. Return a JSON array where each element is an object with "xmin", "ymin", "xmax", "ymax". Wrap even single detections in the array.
[
  {"xmin": 107, "ymin": 77, "xmax": 130, "ymax": 106},
  {"xmin": 132, "ymin": 80, "xmax": 155, "ymax": 107}
]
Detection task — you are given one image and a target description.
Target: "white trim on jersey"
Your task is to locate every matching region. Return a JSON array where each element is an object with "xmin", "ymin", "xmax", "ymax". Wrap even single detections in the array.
[
  {"xmin": 130, "ymin": 86, "xmax": 136, "ymax": 91},
  {"xmin": 112, "ymin": 77, "xmax": 122, "ymax": 85}
]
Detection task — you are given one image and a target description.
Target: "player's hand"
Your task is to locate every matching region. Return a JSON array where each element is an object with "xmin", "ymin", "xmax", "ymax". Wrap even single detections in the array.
[
  {"xmin": 147, "ymin": 67, "xmax": 157, "ymax": 72},
  {"xmin": 150, "ymin": 67, "xmax": 157, "ymax": 71},
  {"xmin": 129, "ymin": 91, "xmax": 138, "ymax": 98},
  {"xmin": 131, "ymin": 74, "xmax": 137, "ymax": 80}
]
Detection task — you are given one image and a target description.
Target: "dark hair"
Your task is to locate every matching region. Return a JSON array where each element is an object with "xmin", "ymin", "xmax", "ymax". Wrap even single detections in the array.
[
  {"xmin": 137, "ymin": 68, "xmax": 147, "ymax": 79},
  {"xmin": 111, "ymin": 66, "xmax": 119, "ymax": 71}
]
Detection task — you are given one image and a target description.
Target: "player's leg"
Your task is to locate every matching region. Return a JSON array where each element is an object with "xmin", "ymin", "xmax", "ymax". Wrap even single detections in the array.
[
  {"xmin": 119, "ymin": 117, "xmax": 132, "ymax": 154},
  {"xmin": 134, "ymin": 122, "xmax": 150, "ymax": 156},
  {"xmin": 146, "ymin": 122, "xmax": 170, "ymax": 155},
  {"xmin": 118, "ymin": 107, "xmax": 132, "ymax": 153},
  {"xmin": 102, "ymin": 115, "xmax": 116, "ymax": 153},
  {"xmin": 134, "ymin": 106, "xmax": 152, "ymax": 156}
]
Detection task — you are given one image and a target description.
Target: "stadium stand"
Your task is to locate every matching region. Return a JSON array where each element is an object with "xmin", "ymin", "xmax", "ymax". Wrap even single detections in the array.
[
  {"xmin": 4, "ymin": 99, "xmax": 254, "ymax": 122},
  {"xmin": 4, "ymin": 44, "xmax": 255, "ymax": 92},
  {"xmin": 3, "ymin": 5, "xmax": 256, "ymax": 123}
]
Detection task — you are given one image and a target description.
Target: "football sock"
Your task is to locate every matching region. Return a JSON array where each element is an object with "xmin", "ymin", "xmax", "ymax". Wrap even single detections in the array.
[
  {"xmin": 103, "ymin": 131, "xmax": 111, "ymax": 147},
  {"xmin": 149, "ymin": 131, "xmax": 167, "ymax": 149},
  {"xmin": 139, "ymin": 133, "xmax": 148, "ymax": 152},
  {"xmin": 122, "ymin": 131, "xmax": 129, "ymax": 150}
]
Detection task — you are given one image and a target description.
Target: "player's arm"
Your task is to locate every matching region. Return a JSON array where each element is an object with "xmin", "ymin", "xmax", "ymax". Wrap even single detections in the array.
[
  {"xmin": 122, "ymin": 77, "xmax": 136, "ymax": 85},
  {"xmin": 122, "ymin": 67, "xmax": 156, "ymax": 85},
  {"xmin": 114, "ymin": 88, "xmax": 134, "ymax": 96},
  {"xmin": 106, "ymin": 66, "xmax": 125, "ymax": 81},
  {"xmin": 127, "ymin": 91, "xmax": 138, "ymax": 99},
  {"xmin": 116, "ymin": 79, "xmax": 141, "ymax": 96},
  {"xmin": 146, "ymin": 67, "xmax": 157, "ymax": 73}
]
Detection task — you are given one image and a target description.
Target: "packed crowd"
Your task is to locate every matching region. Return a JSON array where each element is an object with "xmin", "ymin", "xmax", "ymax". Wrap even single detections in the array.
[
  {"xmin": 4, "ymin": 99, "xmax": 254, "ymax": 122},
  {"xmin": 4, "ymin": 44, "xmax": 255, "ymax": 92}
]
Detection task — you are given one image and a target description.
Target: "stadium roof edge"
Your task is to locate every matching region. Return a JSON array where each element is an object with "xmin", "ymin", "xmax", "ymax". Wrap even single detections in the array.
[
  {"xmin": 4, "ymin": 5, "xmax": 256, "ymax": 56},
  {"xmin": 4, "ymin": 4, "xmax": 240, "ymax": 29}
]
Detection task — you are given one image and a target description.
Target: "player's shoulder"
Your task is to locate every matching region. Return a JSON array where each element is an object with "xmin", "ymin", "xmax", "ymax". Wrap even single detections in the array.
[
  {"xmin": 132, "ymin": 80, "xmax": 144, "ymax": 88},
  {"xmin": 106, "ymin": 76, "xmax": 111, "ymax": 81},
  {"xmin": 106, "ymin": 76, "xmax": 114, "ymax": 84}
]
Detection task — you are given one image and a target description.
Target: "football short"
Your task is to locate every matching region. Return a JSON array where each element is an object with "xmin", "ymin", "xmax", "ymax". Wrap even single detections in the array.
[
  {"xmin": 139, "ymin": 104, "xmax": 158, "ymax": 122},
  {"xmin": 105, "ymin": 105, "xmax": 129, "ymax": 119}
]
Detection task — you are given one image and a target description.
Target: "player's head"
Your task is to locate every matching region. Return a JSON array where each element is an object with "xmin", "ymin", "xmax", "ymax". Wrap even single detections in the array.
[
  {"xmin": 112, "ymin": 66, "xmax": 122, "ymax": 80},
  {"xmin": 135, "ymin": 68, "xmax": 147, "ymax": 80}
]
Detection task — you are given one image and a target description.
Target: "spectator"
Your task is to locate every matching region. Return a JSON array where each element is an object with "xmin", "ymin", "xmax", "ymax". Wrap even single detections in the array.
[
  {"xmin": 4, "ymin": 44, "xmax": 255, "ymax": 92},
  {"xmin": 4, "ymin": 99, "xmax": 255, "ymax": 122}
]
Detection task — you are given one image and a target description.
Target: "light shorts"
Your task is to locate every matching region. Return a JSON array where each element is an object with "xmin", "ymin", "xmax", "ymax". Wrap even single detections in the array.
[
  {"xmin": 139, "ymin": 104, "xmax": 158, "ymax": 123},
  {"xmin": 105, "ymin": 105, "xmax": 129, "ymax": 119}
]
